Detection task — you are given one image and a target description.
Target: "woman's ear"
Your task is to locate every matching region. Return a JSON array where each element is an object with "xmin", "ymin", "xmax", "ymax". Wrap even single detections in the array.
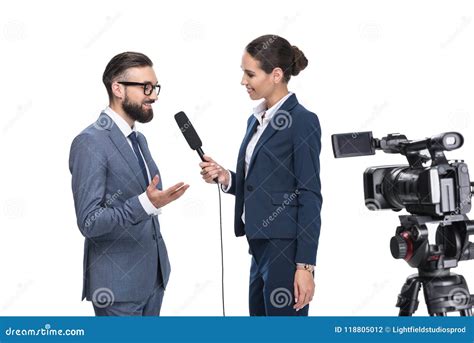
[{"xmin": 272, "ymin": 67, "xmax": 284, "ymax": 84}]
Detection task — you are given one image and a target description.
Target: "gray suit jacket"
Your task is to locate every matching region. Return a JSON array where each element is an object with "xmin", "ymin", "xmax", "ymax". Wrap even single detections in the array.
[{"xmin": 69, "ymin": 112, "xmax": 171, "ymax": 302}]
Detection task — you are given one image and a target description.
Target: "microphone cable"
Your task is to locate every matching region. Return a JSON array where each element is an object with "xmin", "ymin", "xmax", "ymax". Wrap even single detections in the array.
[
  {"xmin": 174, "ymin": 111, "xmax": 226, "ymax": 316},
  {"xmin": 216, "ymin": 183, "xmax": 225, "ymax": 317}
]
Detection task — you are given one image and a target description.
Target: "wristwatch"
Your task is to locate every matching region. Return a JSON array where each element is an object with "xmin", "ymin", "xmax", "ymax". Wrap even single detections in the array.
[{"xmin": 296, "ymin": 263, "xmax": 315, "ymax": 272}]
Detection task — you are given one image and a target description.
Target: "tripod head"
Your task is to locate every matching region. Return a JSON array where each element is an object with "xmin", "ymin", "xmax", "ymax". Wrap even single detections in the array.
[
  {"xmin": 391, "ymin": 214, "xmax": 474, "ymax": 315},
  {"xmin": 391, "ymin": 214, "xmax": 474, "ymax": 273}
]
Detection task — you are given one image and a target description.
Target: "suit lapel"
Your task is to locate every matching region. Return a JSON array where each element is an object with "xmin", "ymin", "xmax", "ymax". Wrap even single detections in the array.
[
  {"xmin": 105, "ymin": 114, "xmax": 147, "ymax": 192},
  {"xmin": 246, "ymin": 94, "xmax": 299, "ymax": 176}
]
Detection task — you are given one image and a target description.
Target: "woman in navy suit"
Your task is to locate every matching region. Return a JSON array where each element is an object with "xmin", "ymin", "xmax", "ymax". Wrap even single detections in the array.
[{"xmin": 200, "ymin": 35, "xmax": 322, "ymax": 316}]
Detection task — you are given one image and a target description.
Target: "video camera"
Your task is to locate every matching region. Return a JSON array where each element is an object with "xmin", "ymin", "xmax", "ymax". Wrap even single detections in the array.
[
  {"xmin": 331, "ymin": 131, "xmax": 474, "ymax": 316},
  {"xmin": 332, "ymin": 131, "xmax": 472, "ymax": 218}
]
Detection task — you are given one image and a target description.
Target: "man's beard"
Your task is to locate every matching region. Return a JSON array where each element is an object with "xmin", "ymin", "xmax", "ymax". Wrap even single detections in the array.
[{"xmin": 122, "ymin": 95, "xmax": 154, "ymax": 123}]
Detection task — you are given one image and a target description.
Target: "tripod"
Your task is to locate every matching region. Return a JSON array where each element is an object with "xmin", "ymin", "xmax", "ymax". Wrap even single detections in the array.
[
  {"xmin": 391, "ymin": 214, "xmax": 474, "ymax": 316},
  {"xmin": 397, "ymin": 270, "xmax": 472, "ymax": 316}
]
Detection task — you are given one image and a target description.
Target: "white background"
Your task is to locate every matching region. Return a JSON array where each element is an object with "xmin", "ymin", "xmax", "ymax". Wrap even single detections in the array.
[{"xmin": 0, "ymin": 0, "xmax": 473, "ymax": 316}]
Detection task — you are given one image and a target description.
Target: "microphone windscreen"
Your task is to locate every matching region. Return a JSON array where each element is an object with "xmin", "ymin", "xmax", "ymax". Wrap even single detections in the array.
[{"xmin": 174, "ymin": 111, "xmax": 203, "ymax": 150}]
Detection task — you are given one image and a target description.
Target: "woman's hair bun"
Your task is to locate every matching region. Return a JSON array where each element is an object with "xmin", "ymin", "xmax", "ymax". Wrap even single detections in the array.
[{"xmin": 291, "ymin": 45, "xmax": 308, "ymax": 76}]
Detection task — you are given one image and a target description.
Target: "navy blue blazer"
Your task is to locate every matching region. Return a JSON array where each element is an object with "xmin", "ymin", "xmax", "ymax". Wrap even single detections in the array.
[{"xmin": 226, "ymin": 94, "xmax": 322, "ymax": 265}]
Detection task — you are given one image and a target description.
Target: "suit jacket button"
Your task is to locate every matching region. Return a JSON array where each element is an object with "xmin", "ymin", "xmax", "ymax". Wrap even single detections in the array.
[{"xmin": 247, "ymin": 185, "xmax": 254, "ymax": 191}]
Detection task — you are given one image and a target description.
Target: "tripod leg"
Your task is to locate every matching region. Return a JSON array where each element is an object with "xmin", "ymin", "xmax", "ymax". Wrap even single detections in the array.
[{"xmin": 397, "ymin": 276, "xmax": 421, "ymax": 316}]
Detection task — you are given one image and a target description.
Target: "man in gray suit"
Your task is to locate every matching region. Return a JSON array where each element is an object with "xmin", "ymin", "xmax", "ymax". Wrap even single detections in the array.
[{"xmin": 69, "ymin": 52, "xmax": 189, "ymax": 316}]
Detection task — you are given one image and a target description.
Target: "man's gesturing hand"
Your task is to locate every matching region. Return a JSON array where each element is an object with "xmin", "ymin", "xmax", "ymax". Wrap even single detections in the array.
[{"xmin": 146, "ymin": 175, "xmax": 189, "ymax": 209}]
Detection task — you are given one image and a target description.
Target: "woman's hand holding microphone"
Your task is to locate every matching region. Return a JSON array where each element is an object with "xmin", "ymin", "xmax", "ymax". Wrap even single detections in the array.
[{"xmin": 199, "ymin": 155, "xmax": 230, "ymax": 187}]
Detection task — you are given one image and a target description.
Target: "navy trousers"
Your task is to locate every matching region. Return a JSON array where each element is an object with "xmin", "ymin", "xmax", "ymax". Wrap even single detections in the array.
[{"xmin": 248, "ymin": 239, "xmax": 309, "ymax": 316}]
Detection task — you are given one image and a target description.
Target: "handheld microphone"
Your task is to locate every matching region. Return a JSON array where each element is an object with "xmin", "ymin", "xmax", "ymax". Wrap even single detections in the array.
[
  {"xmin": 174, "ymin": 111, "xmax": 206, "ymax": 161},
  {"xmin": 174, "ymin": 110, "xmax": 226, "ymax": 316},
  {"xmin": 174, "ymin": 111, "xmax": 218, "ymax": 183}
]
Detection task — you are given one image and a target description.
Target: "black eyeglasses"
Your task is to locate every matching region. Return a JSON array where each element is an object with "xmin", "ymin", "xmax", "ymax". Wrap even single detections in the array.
[{"xmin": 118, "ymin": 81, "xmax": 161, "ymax": 96}]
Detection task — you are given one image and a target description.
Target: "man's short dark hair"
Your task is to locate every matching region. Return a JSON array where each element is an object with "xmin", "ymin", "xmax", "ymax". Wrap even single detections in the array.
[{"xmin": 103, "ymin": 51, "xmax": 153, "ymax": 100}]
